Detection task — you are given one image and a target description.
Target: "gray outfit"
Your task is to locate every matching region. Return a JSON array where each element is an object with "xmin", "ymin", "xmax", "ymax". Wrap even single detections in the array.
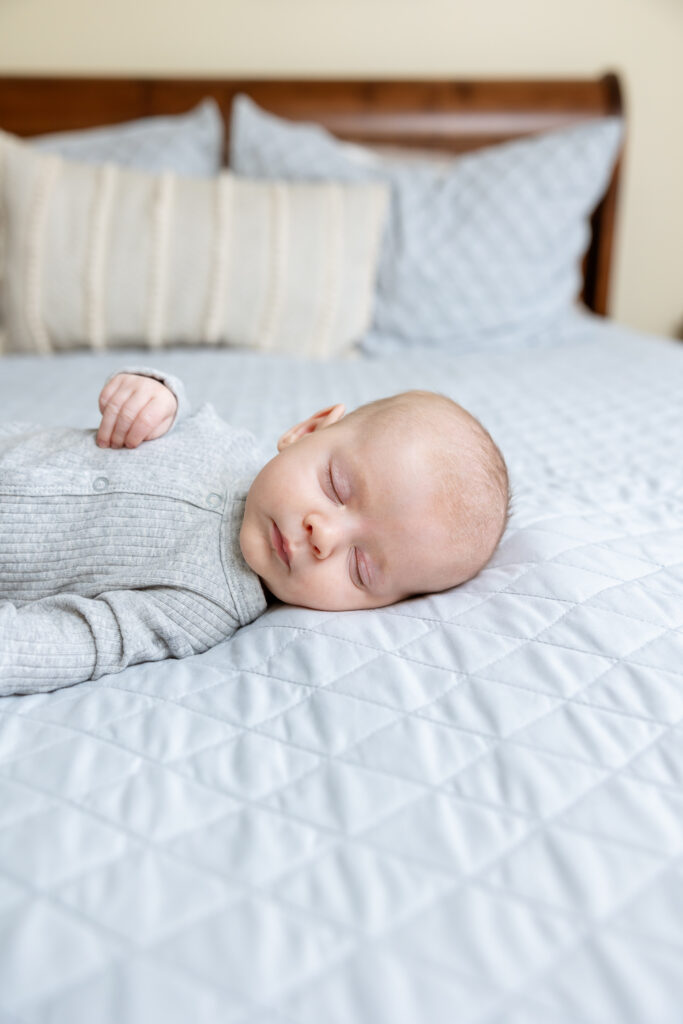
[{"xmin": 0, "ymin": 367, "xmax": 267, "ymax": 696}]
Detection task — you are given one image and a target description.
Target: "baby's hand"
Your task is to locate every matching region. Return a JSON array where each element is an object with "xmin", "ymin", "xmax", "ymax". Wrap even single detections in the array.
[{"xmin": 96, "ymin": 374, "xmax": 178, "ymax": 449}]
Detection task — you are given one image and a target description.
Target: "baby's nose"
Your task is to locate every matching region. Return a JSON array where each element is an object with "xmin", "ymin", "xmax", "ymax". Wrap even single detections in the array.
[{"xmin": 304, "ymin": 513, "xmax": 337, "ymax": 559}]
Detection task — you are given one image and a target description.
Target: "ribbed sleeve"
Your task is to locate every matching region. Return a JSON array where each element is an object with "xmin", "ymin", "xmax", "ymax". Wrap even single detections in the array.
[{"xmin": 0, "ymin": 586, "xmax": 236, "ymax": 695}]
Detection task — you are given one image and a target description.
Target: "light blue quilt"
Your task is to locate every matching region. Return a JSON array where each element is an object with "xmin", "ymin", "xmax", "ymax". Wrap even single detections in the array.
[{"xmin": 1, "ymin": 311, "xmax": 682, "ymax": 1024}]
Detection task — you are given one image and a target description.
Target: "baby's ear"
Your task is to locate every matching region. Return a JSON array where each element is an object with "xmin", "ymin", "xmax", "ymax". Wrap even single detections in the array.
[{"xmin": 277, "ymin": 403, "xmax": 345, "ymax": 451}]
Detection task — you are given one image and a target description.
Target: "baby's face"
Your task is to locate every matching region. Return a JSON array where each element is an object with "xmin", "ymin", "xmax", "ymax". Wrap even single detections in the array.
[{"xmin": 239, "ymin": 407, "xmax": 452, "ymax": 611}]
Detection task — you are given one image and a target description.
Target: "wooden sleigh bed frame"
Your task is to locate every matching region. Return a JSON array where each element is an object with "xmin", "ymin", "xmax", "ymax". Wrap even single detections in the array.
[{"xmin": 0, "ymin": 72, "xmax": 624, "ymax": 315}]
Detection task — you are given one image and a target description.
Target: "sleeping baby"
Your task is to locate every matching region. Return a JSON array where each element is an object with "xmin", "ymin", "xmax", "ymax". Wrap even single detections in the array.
[{"xmin": 0, "ymin": 368, "xmax": 509, "ymax": 695}]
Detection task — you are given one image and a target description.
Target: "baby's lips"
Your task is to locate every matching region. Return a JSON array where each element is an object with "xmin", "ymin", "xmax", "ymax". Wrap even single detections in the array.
[{"xmin": 271, "ymin": 521, "xmax": 291, "ymax": 569}]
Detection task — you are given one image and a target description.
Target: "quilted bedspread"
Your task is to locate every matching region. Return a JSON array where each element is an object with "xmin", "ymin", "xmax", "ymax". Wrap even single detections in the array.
[{"xmin": 0, "ymin": 312, "xmax": 682, "ymax": 1024}]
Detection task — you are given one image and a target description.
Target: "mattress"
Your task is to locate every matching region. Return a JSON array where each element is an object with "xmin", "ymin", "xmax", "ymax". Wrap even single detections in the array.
[{"xmin": 0, "ymin": 310, "xmax": 682, "ymax": 1024}]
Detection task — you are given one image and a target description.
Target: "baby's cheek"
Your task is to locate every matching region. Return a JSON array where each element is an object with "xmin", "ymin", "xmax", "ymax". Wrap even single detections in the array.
[
  {"xmin": 239, "ymin": 518, "xmax": 266, "ymax": 578},
  {"xmin": 301, "ymin": 576, "xmax": 361, "ymax": 612}
]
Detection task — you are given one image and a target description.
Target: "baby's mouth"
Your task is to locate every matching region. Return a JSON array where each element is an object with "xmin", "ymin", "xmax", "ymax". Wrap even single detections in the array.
[{"xmin": 271, "ymin": 521, "xmax": 291, "ymax": 569}]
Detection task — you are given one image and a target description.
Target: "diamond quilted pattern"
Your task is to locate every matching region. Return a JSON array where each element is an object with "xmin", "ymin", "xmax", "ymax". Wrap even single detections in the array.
[
  {"xmin": 586, "ymin": 662, "xmax": 683, "ymax": 723},
  {"xmin": 450, "ymin": 743, "xmax": 608, "ymax": 817},
  {"xmin": 628, "ymin": 728, "xmax": 683, "ymax": 786},
  {"xmin": 611, "ymin": 864, "xmax": 683, "ymax": 945},
  {"xmin": 265, "ymin": 759, "xmax": 425, "ymax": 834},
  {"xmin": 344, "ymin": 715, "xmax": 489, "ymax": 784},
  {"xmin": 26, "ymin": 959, "xmax": 247, "ymax": 1024},
  {"xmin": 155, "ymin": 897, "xmax": 349, "ymax": 1004},
  {"xmin": 169, "ymin": 806, "xmax": 328, "ymax": 888},
  {"xmin": 84, "ymin": 763, "xmax": 236, "ymax": 843},
  {"xmin": 55, "ymin": 848, "xmax": 229, "ymax": 946},
  {"xmin": 2, "ymin": 805, "xmax": 129, "ymax": 888},
  {"xmin": 485, "ymin": 828, "xmax": 665, "ymax": 917},
  {"xmin": 179, "ymin": 671, "xmax": 305, "ymax": 729},
  {"xmin": 363, "ymin": 792, "xmax": 530, "ymax": 874},
  {"xmin": 258, "ymin": 689, "xmax": 397, "ymax": 756},
  {"xmin": 527, "ymin": 933, "xmax": 683, "ymax": 1024},
  {"xmin": 180, "ymin": 731, "xmax": 320, "ymax": 800},
  {"xmin": 0, "ymin": 320, "xmax": 682, "ymax": 1022},
  {"xmin": 560, "ymin": 775, "xmax": 683, "ymax": 855},
  {"xmin": 276, "ymin": 843, "xmax": 451, "ymax": 932},
  {"xmin": 386, "ymin": 885, "xmax": 579, "ymax": 990},
  {"xmin": 0, "ymin": 900, "xmax": 117, "ymax": 1015},
  {"xmin": 512, "ymin": 703, "xmax": 663, "ymax": 770},
  {"xmin": 421, "ymin": 675, "xmax": 559, "ymax": 737},
  {"xmin": 283, "ymin": 946, "xmax": 501, "ymax": 1024}
]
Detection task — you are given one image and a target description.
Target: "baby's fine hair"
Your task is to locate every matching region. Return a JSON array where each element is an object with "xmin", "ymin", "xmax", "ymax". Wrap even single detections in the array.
[{"xmin": 344, "ymin": 390, "xmax": 510, "ymax": 587}]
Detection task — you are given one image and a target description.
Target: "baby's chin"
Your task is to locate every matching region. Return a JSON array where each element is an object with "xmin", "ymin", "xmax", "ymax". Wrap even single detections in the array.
[
  {"xmin": 259, "ymin": 580, "xmax": 280, "ymax": 605},
  {"xmin": 267, "ymin": 582, "xmax": 394, "ymax": 612},
  {"xmin": 255, "ymin": 573, "xmax": 307, "ymax": 608}
]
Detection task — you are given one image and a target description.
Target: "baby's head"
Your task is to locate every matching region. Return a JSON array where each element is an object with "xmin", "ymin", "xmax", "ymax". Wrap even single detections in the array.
[{"xmin": 240, "ymin": 390, "xmax": 509, "ymax": 611}]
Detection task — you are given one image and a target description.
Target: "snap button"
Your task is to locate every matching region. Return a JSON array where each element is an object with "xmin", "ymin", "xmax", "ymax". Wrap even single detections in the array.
[
  {"xmin": 93, "ymin": 476, "xmax": 109, "ymax": 492},
  {"xmin": 206, "ymin": 492, "xmax": 223, "ymax": 507}
]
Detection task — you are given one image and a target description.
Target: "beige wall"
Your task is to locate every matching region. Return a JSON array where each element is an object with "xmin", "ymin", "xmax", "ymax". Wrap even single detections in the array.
[{"xmin": 1, "ymin": 0, "xmax": 682, "ymax": 337}]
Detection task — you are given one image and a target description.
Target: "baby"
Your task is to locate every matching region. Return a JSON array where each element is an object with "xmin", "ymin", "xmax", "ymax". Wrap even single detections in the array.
[{"xmin": 0, "ymin": 367, "xmax": 509, "ymax": 695}]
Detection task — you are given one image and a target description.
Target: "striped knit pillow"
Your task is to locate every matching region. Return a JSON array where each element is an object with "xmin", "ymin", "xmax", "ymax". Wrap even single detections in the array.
[{"xmin": 0, "ymin": 130, "xmax": 388, "ymax": 358}]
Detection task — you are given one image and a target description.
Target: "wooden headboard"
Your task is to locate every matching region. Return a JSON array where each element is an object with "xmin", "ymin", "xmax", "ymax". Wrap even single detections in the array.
[{"xmin": 0, "ymin": 73, "xmax": 624, "ymax": 315}]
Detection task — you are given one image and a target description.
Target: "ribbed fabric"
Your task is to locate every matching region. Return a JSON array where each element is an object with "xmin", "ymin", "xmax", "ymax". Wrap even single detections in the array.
[
  {"xmin": 1, "ymin": 128, "xmax": 389, "ymax": 358},
  {"xmin": 0, "ymin": 367, "xmax": 267, "ymax": 696}
]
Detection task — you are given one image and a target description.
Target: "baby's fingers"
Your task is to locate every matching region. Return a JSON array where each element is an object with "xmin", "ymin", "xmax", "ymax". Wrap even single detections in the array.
[
  {"xmin": 96, "ymin": 379, "xmax": 131, "ymax": 447},
  {"xmin": 120, "ymin": 398, "xmax": 170, "ymax": 449},
  {"xmin": 98, "ymin": 375, "xmax": 124, "ymax": 415},
  {"xmin": 143, "ymin": 409, "xmax": 177, "ymax": 442},
  {"xmin": 98, "ymin": 388, "xmax": 151, "ymax": 449}
]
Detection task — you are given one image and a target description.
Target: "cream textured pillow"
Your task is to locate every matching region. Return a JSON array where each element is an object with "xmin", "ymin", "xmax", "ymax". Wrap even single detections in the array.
[{"xmin": 0, "ymin": 130, "xmax": 388, "ymax": 357}]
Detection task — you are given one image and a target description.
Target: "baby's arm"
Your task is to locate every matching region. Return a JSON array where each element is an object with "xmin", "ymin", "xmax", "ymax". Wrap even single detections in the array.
[
  {"xmin": 0, "ymin": 587, "xmax": 231, "ymax": 696},
  {"xmin": 96, "ymin": 366, "xmax": 190, "ymax": 449}
]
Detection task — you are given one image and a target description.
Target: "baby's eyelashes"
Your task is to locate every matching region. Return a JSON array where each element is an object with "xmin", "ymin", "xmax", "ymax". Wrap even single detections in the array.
[{"xmin": 324, "ymin": 465, "xmax": 342, "ymax": 504}]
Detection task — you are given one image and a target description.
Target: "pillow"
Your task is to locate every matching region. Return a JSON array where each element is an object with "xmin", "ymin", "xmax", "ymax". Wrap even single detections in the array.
[
  {"xmin": 0, "ymin": 100, "xmax": 225, "ymax": 353},
  {"xmin": 230, "ymin": 94, "xmax": 624, "ymax": 351},
  {"xmin": 29, "ymin": 98, "xmax": 225, "ymax": 177},
  {"xmin": 0, "ymin": 130, "xmax": 388, "ymax": 358}
]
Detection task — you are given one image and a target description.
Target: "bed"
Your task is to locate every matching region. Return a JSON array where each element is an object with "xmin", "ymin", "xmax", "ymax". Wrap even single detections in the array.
[{"xmin": 1, "ymin": 73, "xmax": 682, "ymax": 1024}]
